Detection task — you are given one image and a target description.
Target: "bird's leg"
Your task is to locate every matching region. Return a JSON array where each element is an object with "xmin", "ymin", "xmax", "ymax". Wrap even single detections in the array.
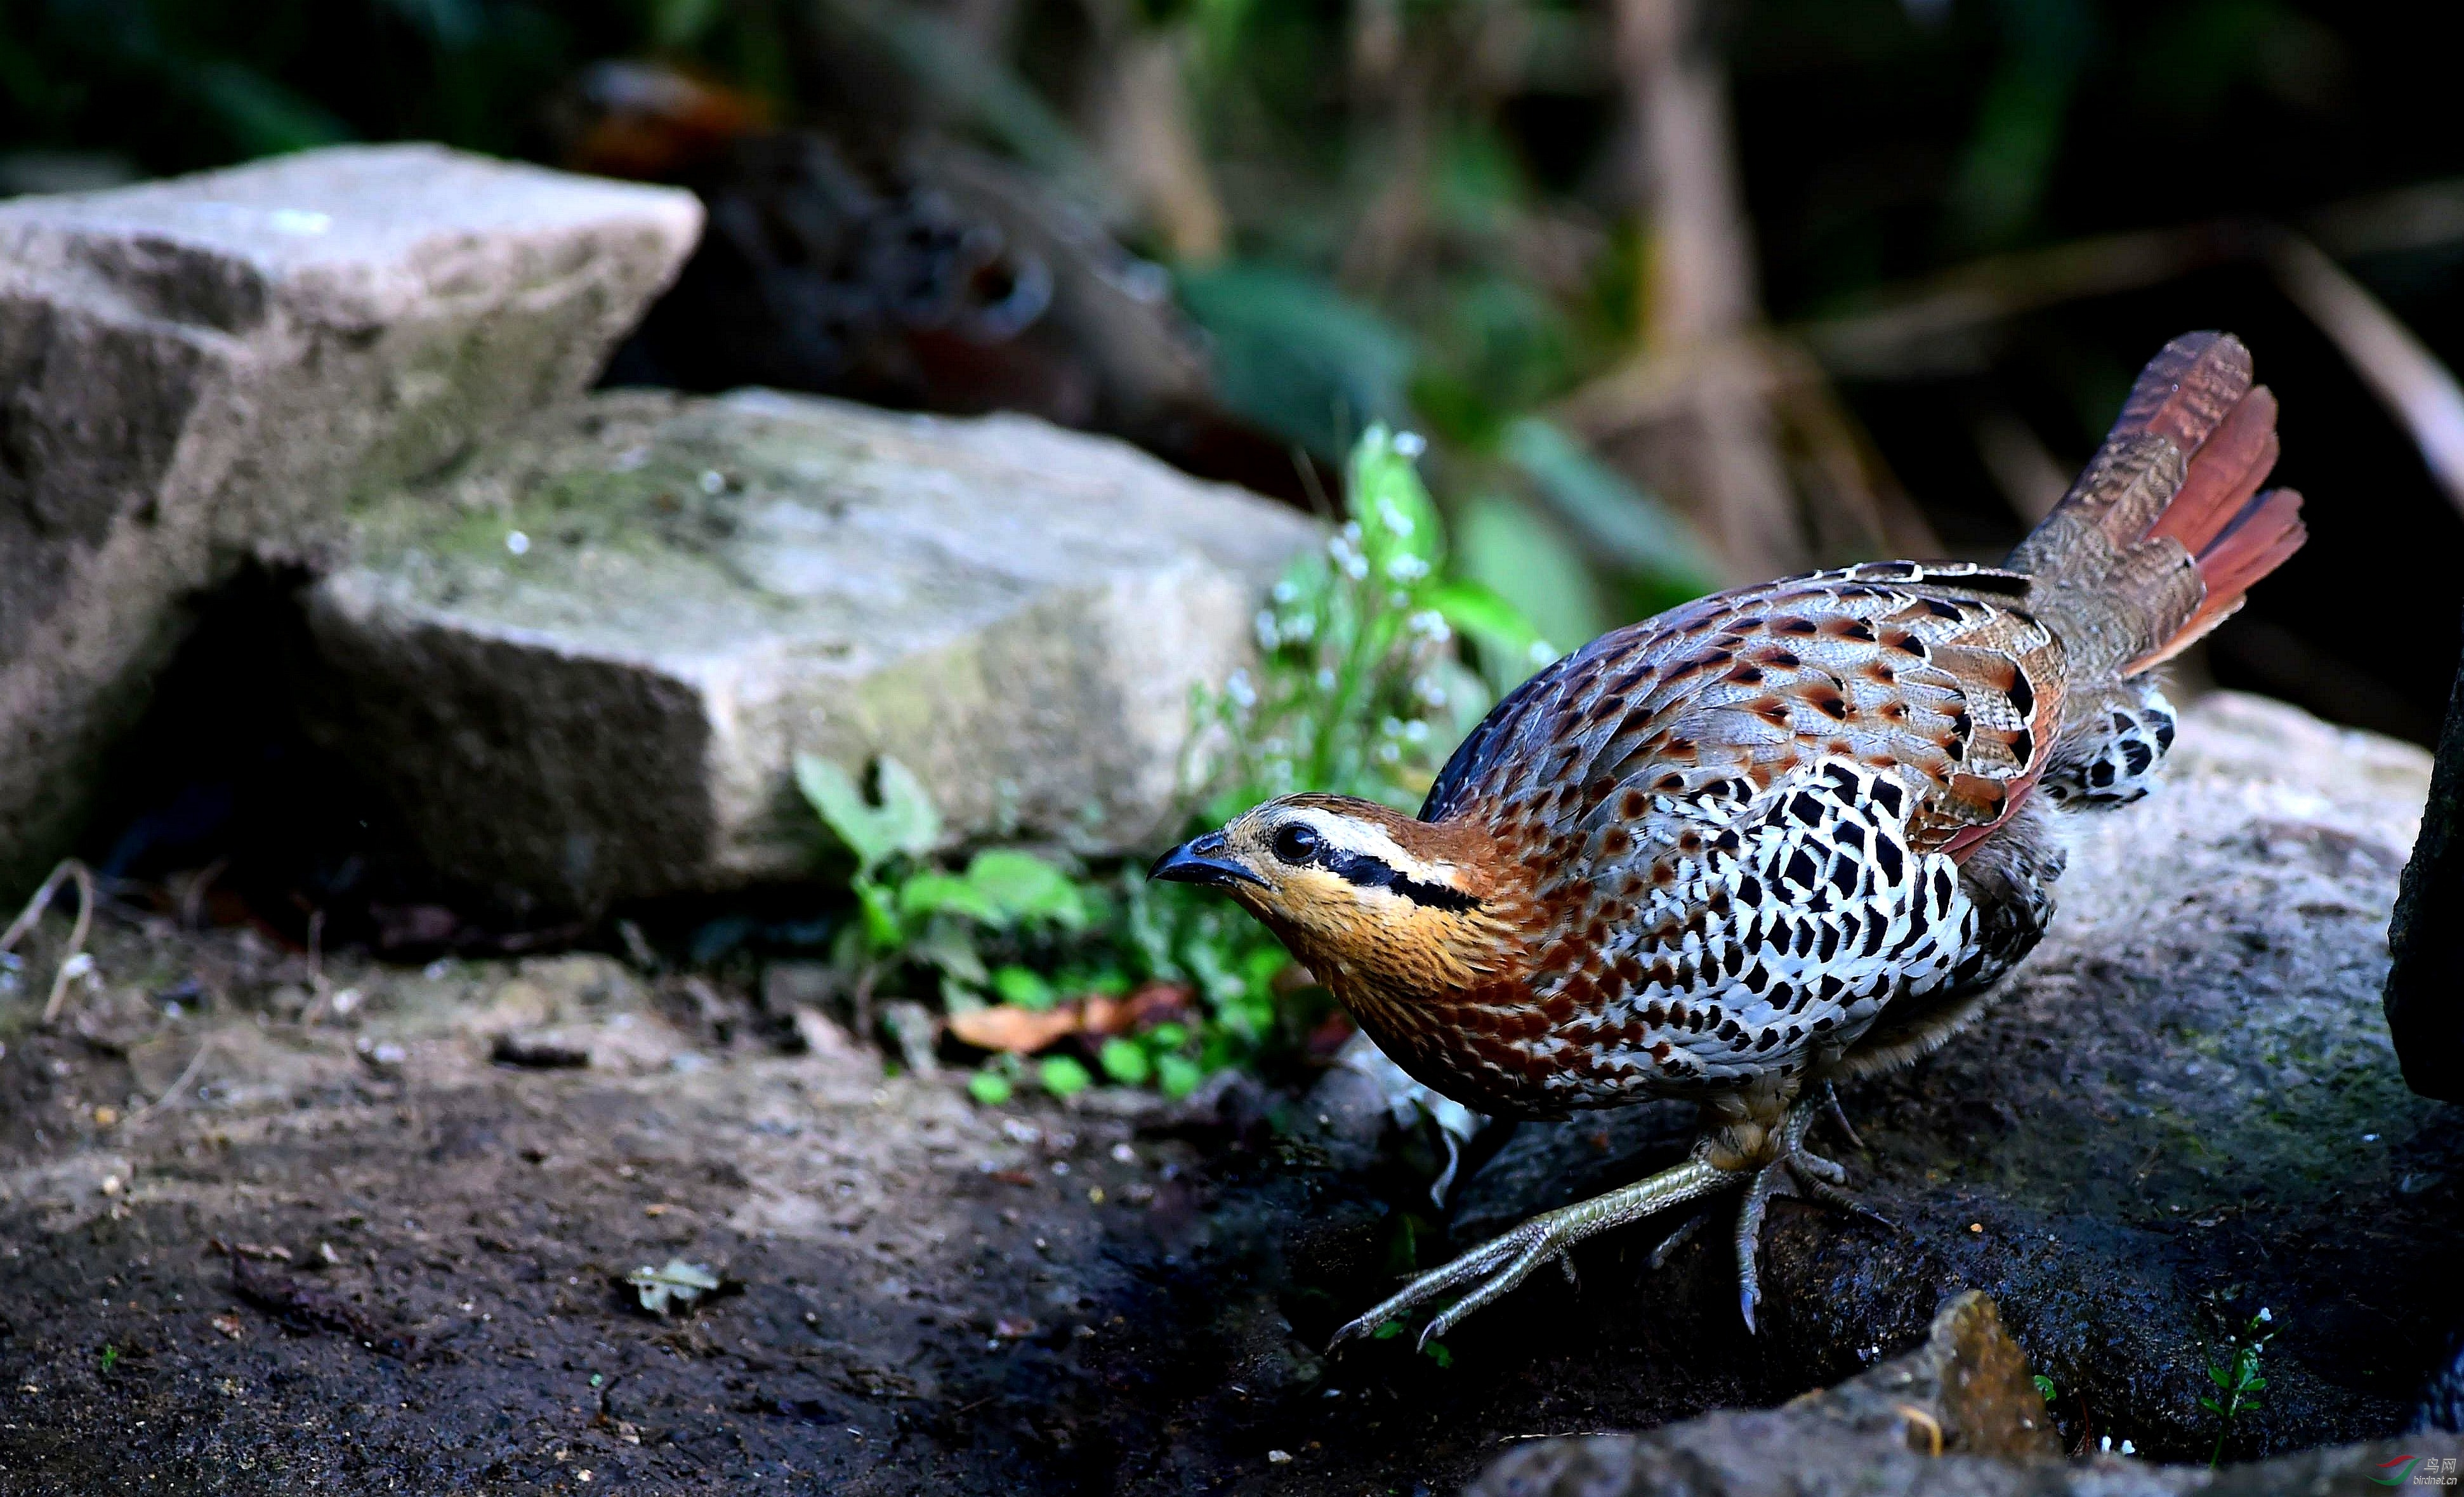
[
  {"xmin": 1730, "ymin": 1101, "xmax": 1895, "ymax": 1331},
  {"xmin": 1645, "ymin": 1210, "xmax": 1710, "ymax": 1270},
  {"xmin": 1819, "ymin": 1081, "xmax": 1867, "ymax": 1153},
  {"xmin": 1329, "ymin": 1149, "xmax": 1740, "ymax": 1353}
]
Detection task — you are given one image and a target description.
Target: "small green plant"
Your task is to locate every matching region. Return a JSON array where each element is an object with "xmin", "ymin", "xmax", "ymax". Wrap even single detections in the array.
[
  {"xmin": 2032, "ymin": 1373, "xmax": 2057, "ymax": 1403},
  {"xmin": 98, "ymin": 1343, "xmax": 119, "ymax": 1374},
  {"xmin": 794, "ymin": 753, "xmax": 1088, "ymax": 1031},
  {"xmin": 791, "ymin": 428, "xmax": 1550, "ymax": 1105},
  {"xmin": 2199, "ymin": 1307, "xmax": 2274, "ymax": 1467},
  {"xmin": 1190, "ymin": 425, "xmax": 1549, "ymax": 819}
]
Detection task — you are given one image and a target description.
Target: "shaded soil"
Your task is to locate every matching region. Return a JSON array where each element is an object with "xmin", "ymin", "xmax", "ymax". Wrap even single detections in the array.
[
  {"xmin": 0, "ymin": 920, "xmax": 1774, "ymax": 1497},
  {"xmin": 4, "ymin": 697, "xmax": 2459, "ymax": 1494}
]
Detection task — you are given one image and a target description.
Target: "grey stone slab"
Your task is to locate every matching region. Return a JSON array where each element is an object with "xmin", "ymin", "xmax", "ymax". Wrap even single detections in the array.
[
  {"xmin": 0, "ymin": 143, "xmax": 701, "ymax": 892},
  {"xmin": 298, "ymin": 388, "xmax": 1321, "ymax": 907}
]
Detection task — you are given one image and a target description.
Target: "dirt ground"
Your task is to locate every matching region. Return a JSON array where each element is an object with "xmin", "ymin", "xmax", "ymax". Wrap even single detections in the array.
[{"xmin": 0, "ymin": 916, "xmax": 1777, "ymax": 1496}]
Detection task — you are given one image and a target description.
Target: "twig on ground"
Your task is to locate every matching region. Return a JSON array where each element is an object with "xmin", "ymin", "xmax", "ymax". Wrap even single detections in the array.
[
  {"xmin": 1, "ymin": 858, "xmax": 76, "ymax": 955},
  {"xmin": 2, "ymin": 859, "xmax": 98, "ymax": 1026},
  {"xmin": 175, "ymin": 859, "xmax": 228, "ymax": 932},
  {"xmin": 124, "ymin": 1035, "xmax": 220, "ymax": 1126},
  {"xmin": 300, "ymin": 910, "xmax": 334, "ymax": 1024}
]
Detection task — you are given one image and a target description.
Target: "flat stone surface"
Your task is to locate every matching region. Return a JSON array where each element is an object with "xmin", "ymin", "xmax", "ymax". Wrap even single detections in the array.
[
  {"xmin": 0, "ymin": 143, "xmax": 701, "ymax": 894},
  {"xmin": 1440, "ymin": 693, "xmax": 2463, "ymax": 1460},
  {"xmin": 299, "ymin": 388, "xmax": 1321, "ymax": 907}
]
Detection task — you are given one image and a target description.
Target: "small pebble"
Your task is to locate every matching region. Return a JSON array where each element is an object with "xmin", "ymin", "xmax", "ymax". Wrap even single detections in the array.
[
  {"xmin": 505, "ymin": 530, "xmax": 530, "ymax": 555},
  {"xmin": 1267, "ymin": 1449, "xmax": 1293, "ymax": 1465}
]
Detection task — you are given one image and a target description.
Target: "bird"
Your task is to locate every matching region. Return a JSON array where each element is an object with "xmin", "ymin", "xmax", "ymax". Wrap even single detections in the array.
[{"xmin": 1149, "ymin": 331, "xmax": 2305, "ymax": 1348}]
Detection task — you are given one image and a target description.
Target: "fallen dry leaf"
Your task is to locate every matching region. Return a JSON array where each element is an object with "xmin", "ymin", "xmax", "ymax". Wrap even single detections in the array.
[
  {"xmin": 1080, "ymin": 983, "xmax": 1194, "ymax": 1036},
  {"xmin": 945, "ymin": 1005, "xmax": 1081, "ymax": 1054},
  {"xmin": 947, "ymin": 983, "xmax": 1198, "ymax": 1054}
]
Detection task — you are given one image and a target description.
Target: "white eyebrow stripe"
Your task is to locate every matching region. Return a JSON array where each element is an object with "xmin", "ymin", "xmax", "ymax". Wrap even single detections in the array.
[{"xmin": 1288, "ymin": 809, "xmax": 1449, "ymax": 886}]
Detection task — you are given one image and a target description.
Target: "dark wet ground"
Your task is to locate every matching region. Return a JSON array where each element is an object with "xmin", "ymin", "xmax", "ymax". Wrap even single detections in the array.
[
  {"xmin": 0, "ymin": 922, "xmax": 1779, "ymax": 1497},
  {"xmin": 3, "ymin": 698, "xmax": 2460, "ymax": 1494}
]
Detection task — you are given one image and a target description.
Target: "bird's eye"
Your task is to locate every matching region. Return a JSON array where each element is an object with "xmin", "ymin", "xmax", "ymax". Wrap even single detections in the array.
[{"xmin": 1272, "ymin": 823, "xmax": 1321, "ymax": 865}]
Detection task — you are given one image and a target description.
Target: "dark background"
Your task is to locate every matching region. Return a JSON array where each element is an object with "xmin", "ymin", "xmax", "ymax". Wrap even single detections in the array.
[{"xmin": 13, "ymin": 0, "xmax": 2464, "ymax": 899}]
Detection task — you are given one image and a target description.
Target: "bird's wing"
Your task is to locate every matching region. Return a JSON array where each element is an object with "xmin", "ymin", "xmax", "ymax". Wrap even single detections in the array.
[
  {"xmin": 1491, "ymin": 755, "xmax": 1985, "ymax": 1099},
  {"xmin": 1424, "ymin": 561, "xmax": 2069, "ymax": 859}
]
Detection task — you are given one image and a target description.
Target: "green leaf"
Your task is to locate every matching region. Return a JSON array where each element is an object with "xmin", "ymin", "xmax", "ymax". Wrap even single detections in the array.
[
  {"xmin": 992, "ymin": 965, "xmax": 1058, "ymax": 1012},
  {"xmin": 911, "ymin": 921, "xmax": 988, "ymax": 987},
  {"xmin": 1348, "ymin": 425, "xmax": 1444, "ymax": 577},
  {"xmin": 1425, "ymin": 575, "xmax": 1557, "ymax": 692},
  {"xmin": 1240, "ymin": 945, "xmax": 1291, "ymax": 1001},
  {"xmin": 855, "ymin": 878, "xmax": 902, "ymax": 951},
  {"xmin": 1176, "ymin": 264, "xmax": 1416, "ymax": 461},
  {"xmin": 796, "ymin": 754, "xmax": 893, "ymax": 872},
  {"xmin": 1371, "ymin": 1320, "xmax": 1404, "ymax": 1341},
  {"xmin": 1155, "ymin": 1054, "xmax": 1204, "ymax": 1100},
  {"xmin": 649, "ymin": 0, "xmax": 725, "ymax": 46},
  {"xmin": 967, "ymin": 1069, "xmax": 1014, "ymax": 1106},
  {"xmin": 872, "ymin": 758, "xmax": 944, "ymax": 859},
  {"xmin": 899, "ymin": 872, "xmax": 1001, "ymax": 925},
  {"xmin": 1145, "ymin": 1022, "xmax": 1189, "ymax": 1052},
  {"xmin": 1039, "ymin": 1055, "xmax": 1092, "ymax": 1097},
  {"xmin": 2031, "ymin": 1374, "xmax": 2057, "ymax": 1401},
  {"xmin": 796, "ymin": 755, "xmax": 940, "ymax": 873},
  {"xmin": 191, "ymin": 63, "xmax": 355, "ymax": 157},
  {"xmin": 1422, "ymin": 1340, "xmax": 1454, "ymax": 1369},
  {"xmin": 1453, "ymin": 493, "xmax": 1609, "ymax": 668},
  {"xmin": 966, "ymin": 851, "xmax": 1088, "ymax": 929},
  {"xmin": 1098, "ymin": 1038, "xmax": 1151, "ymax": 1086},
  {"xmin": 1501, "ymin": 417, "xmax": 1720, "ymax": 593}
]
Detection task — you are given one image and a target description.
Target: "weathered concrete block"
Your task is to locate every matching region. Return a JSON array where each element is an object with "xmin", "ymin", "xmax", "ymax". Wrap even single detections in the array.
[
  {"xmin": 0, "ymin": 144, "xmax": 702, "ymax": 893},
  {"xmin": 300, "ymin": 388, "xmax": 1321, "ymax": 908}
]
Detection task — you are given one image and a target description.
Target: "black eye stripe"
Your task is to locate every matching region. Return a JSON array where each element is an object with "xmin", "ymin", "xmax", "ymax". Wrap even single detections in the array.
[{"xmin": 1319, "ymin": 846, "xmax": 1482, "ymax": 913}]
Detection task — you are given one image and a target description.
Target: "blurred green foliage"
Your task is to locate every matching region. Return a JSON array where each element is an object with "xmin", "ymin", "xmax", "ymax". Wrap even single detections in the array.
[{"xmin": 10, "ymin": 0, "xmax": 2429, "ymax": 658}]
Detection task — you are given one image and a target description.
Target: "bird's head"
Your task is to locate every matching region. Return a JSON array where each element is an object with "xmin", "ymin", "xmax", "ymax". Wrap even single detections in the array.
[{"xmin": 1147, "ymin": 794, "xmax": 1527, "ymax": 999}]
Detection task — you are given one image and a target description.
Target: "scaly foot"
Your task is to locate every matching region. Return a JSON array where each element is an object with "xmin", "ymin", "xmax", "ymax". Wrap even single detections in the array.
[
  {"xmin": 1732, "ymin": 1101, "xmax": 1895, "ymax": 1332},
  {"xmin": 1328, "ymin": 1151, "xmax": 1738, "ymax": 1353},
  {"xmin": 1330, "ymin": 1095, "xmax": 1895, "ymax": 1350}
]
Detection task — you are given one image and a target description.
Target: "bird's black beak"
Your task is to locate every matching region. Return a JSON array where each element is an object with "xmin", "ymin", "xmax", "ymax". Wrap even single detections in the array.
[{"xmin": 1148, "ymin": 831, "xmax": 1268, "ymax": 890}]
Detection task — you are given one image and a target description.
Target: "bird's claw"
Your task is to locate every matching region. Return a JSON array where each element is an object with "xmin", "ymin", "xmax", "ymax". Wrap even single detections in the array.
[
  {"xmin": 1646, "ymin": 1210, "xmax": 1709, "ymax": 1270},
  {"xmin": 1328, "ymin": 1216, "xmax": 1560, "ymax": 1354},
  {"xmin": 1733, "ymin": 1103, "xmax": 1895, "ymax": 1331},
  {"xmin": 1819, "ymin": 1082, "xmax": 1868, "ymax": 1154},
  {"xmin": 1328, "ymin": 1154, "xmax": 1734, "ymax": 1354}
]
